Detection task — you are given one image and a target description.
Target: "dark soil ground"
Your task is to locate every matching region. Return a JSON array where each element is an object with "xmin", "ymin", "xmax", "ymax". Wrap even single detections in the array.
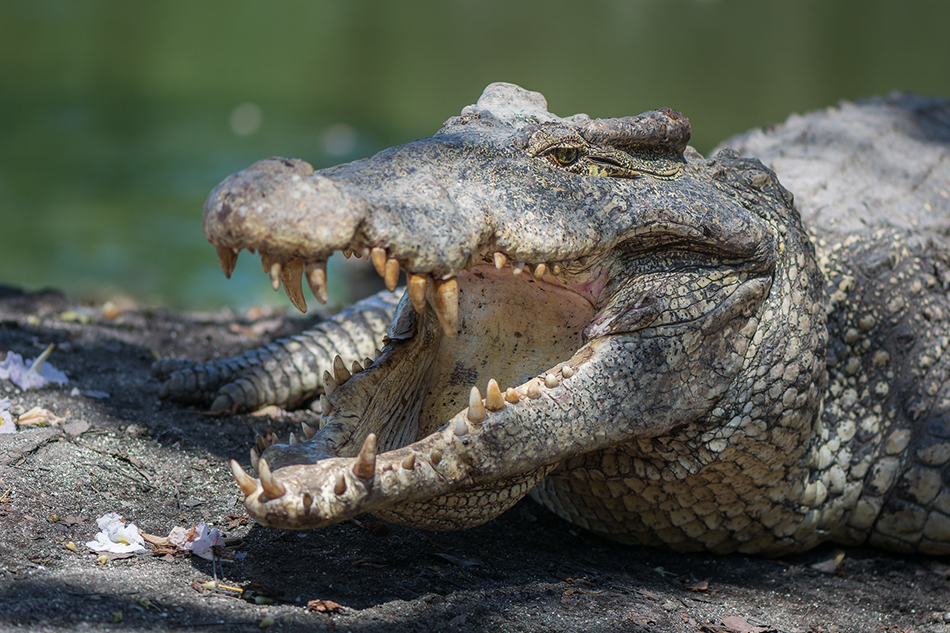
[{"xmin": 2, "ymin": 284, "xmax": 950, "ymax": 633}]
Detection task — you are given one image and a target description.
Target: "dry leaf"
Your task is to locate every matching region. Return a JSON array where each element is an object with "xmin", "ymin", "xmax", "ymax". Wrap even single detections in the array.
[
  {"xmin": 17, "ymin": 407, "xmax": 65, "ymax": 426},
  {"xmin": 307, "ymin": 599, "xmax": 343, "ymax": 613},
  {"xmin": 721, "ymin": 615, "xmax": 769, "ymax": 633}
]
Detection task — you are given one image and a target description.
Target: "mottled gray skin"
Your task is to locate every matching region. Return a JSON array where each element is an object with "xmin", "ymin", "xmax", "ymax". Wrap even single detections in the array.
[{"xmin": 154, "ymin": 84, "xmax": 950, "ymax": 555}]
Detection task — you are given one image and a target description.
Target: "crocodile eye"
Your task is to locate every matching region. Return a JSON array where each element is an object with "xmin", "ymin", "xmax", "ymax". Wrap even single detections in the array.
[{"xmin": 551, "ymin": 147, "xmax": 579, "ymax": 166}]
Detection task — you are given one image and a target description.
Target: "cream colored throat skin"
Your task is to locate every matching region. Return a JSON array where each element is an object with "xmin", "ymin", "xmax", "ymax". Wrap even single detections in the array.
[
  {"xmin": 326, "ymin": 265, "xmax": 597, "ymax": 452},
  {"xmin": 415, "ymin": 266, "xmax": 595, "ymax": 437}
]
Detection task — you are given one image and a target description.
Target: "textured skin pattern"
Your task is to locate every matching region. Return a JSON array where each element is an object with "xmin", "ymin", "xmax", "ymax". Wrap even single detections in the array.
[{"xmin": 155, "ymin": 86, "xmax": 950, "ymax": 555}]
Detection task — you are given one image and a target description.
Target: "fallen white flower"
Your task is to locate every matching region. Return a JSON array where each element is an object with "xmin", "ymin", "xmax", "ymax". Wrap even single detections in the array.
[
  {"xmin": 168, "ymin": 523, "xmax": 224, "ymax": 560},
  {"xmin": 0, "ymin": 398, "xmax": 13, "ymax": 434},
  {"xmin": 0, "ymin": 346, "xmax": 68, "ymax": 391},
  {"xmin": 85, "ymin": 512, "xmax": 147, "ymax": 554}
]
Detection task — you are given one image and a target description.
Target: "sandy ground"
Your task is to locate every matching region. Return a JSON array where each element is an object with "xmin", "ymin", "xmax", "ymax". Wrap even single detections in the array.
[{"xmin": 2, "ymin": 285, "xmax": 950, "ymax": 633}]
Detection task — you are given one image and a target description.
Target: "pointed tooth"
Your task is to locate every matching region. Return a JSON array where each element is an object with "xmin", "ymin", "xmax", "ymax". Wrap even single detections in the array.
[
  {"xmin": 371, "ymin": 247, "xmax": 387, "ymax": 277},
  {"xmin": 334, "ymin": 473, "xmax": 347, "ymax": 495},
  {"xmin": 504, "ymin": 388, "xmax": 520, "ymax": 404},
  {"xmin": 332, "ymin": 355, "xmax": 351, "ymax": 384},
  {"xmin": 255, "ymin": 434, "xmax": 271, "ymax": 453},
  {"xmin": 431, "ymin": 449, "xmax": 443, "ymax": 464},
  {"xmin": 432, "ymin": 277, "xmax": 459, "ymax": 338},
  {"xmin": 353, "ymin": 433, "xmax": 377, "ymax": 481},
  {"xmin": 302, "ymin": 492, "xmax": 314, "ymax": 508},
  {"xmin": 301, "ymin": 422, "xmax": 316, "ymax": 440},
  {"xmin": 493, "ymin": 252, "xmax": 507, "ymax": 270},
  {"xmin": 361, "ymin": 247, "xmax": 370, "ymax": 259},
  {"xmin": 320, "ymin": 394, "xmax": 332, "ymax": 415},
  {"xmin": 527, "ymin": 381, "xmax": 541, "ymax": 399},
  {"xmin": 351, "ymin": 359, "xmax": 364, "ymax": 374},
  {"xmin": 467, "ymin": 386, "xmax": 487, "ymax": 423},
  {"xmin": 408, "ymin": 274, "xmax": 428, "ymax": 313},
  {"xmin": 288, "ymin": 433, "xmax": 299, "ymax": 445},
  {"xmin": 216, "ymin": 246, "xmax": 238, "ymax": 278},
  {"xmin": 532, "ymin": 263, "xmax": 547, "ymax": 281},
  {"xmin": 281, "ymin": 260, "xmax": 307, "ymax": 312},
  {"xmin": 485, "ymin": 379, "xmax": 505, "ymax": 411},
  {"xmin": 269, "ymin": 262, "xmax": 283, "ymax": 291},
  {"xmin": 342, "ymin": 248, "xmax": 353, "ymax": 259},
  {"xmin": 384, "ymin": 258, "xmax": 400, "ymax": 292},
  {"xmin": 374, "ymin": 348, "xmax": 383, "ymax": 358},
  {"xmin": 231, "ymin": 459, "xmax": 257, "ymax": 496},
  {"xmin": 363, "ymin": 357, "xmax": 374, "ymax": 368},
  {"xmin": 305, "ymin": 261, "xmax": 329, "ymax": 304},
  {"xmin": 402, "ymin": 453, "xmax": 416, "ymax": 470},
  {"xmin": 553, "ymin": 264, "xmax": 561, "ymax": 275},
  {"xmin": 260, "ymin": 251, "xmax": 271, "ymax": 273},
  {"xmin": 454, "ymin": 418, "xmax": 469, "ymax": 437},
  {"xmin": 512, "ymin": 261, "xmax": 525, "ymax": 276},
  {"xmin": 258, "ymin": 459, "xmax": 286, "ymax": 498},
  {"xmin": 250, "ymin": 448, "xmax": 260, "ymax": 472},
  {"xmin": 561, "ymin": 366, "xmax": 575, "ymax": 379},
  {"xmin": 544, "ymin": 373, "xmax": 560, "ymax": 388},
  {"xmin": 577, "ymin": 256, "xmax": 589, "ymax": 266},
  {"xmin": 323, "ymin": 370, "xmax": 338, "ymax": 396}
]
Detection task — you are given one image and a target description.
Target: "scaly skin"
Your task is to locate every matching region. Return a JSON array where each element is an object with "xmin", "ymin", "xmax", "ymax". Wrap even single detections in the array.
[{"xmin": 155, "ymin": 84, "xmax": 950, "ymax": 555}]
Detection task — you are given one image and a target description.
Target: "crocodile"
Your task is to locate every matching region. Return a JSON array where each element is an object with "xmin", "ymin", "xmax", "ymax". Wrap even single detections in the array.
[{"xmin": 153, "ymin": 83, "xmax": 950, "ymax": 556}]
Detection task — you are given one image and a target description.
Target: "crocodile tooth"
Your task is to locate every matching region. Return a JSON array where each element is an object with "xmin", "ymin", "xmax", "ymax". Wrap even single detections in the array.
[
  {"xmin": 288, "ymin": 432, "xmax": 299, "ymax": 445},
  {"xmin": 258, "ymin": 459, "xmax": 286, "ymax": 498},
  {"xmin": 431, "ymin": 449, "xmax": 442, "ymax": 464},
  {"xmin": 323, "ymin": 370, "xmax": 337, "ymax": 396},
  {"xmin": 401, "ymin": 453, "xmax": 416, "ymax": 470},
  {"xmin": 342, "ymin": 248, "xmax": 352, "ymax": 259},
  {"xmin": 320, "ymin": 394, "xmax": 332, "ymax": 415},
  {"xmin": 260, "ymin": 251, "xmax": 271, "ymax": 273},
  {"xmin": 374, "ymin": 348, "xmax": 383, "ymax": 358},
  {"xmin": 230, "ymin": 460, "xmax": 258, "ymax": 496},
  {"xmin": 305, "ymin": 261, "xmax": 329, "ymax": 305},
  {"xmin": 302, "ymin": 492, "xmax": 313, "ymax": 508},
  {"xmin": 301, "ymin": 422, "xmax": 316, "ymax": 440},
  {"xmin": 408, "ymin": 274, "xmax": 428, "ymax": 313},
  {"xmin": 333, "ymin": 473, "xmax": 347, "ymax": 495},
  {"xmin": 216, "ymin": 246, "xmax": 238, "ymax": 278},
  {"xmin": 485, "ymin": 378, "xmax": 505, "ymax": 411},
  {"xmin": 332, "ymin": 355, "xmax": 351, "ymax": 384},
  {"xmin": 384, "ymin": 258, "xmax": 401, "ymax": 292},
  {"xmin": 467, "ymin": 386, "xmax": 486, "ymax": 423},
  {"xmin": 504, "ymin": 388, "xmax": 520, "ymax": 403},
  {"xmin": 281, "ymin": 260, "xmax": 307, "ymax": 312},
  {"xmin": 532, "ymin": 263, "xmax": 547, "ymax": 281},
  {"xmin": 363, "ymin": 357, "xmax": 374, "ymax": 368},
  {"xmin": 512, "ymin": 261, "xmax": 525, "ymax": 276},
  {"xmin": 249, "ymin": 447, "xmax": 260, "ymax": 472},
  {"xmin": 432, "ymin": 277, "xmax": 459, "ymax": 337},
  {"xmin": 370, "ymin": 247, "xmax": 387, "ymax": 277},
  {"xmin": 561, "ymin": 366, "xmax": 575, "ymax": 379},
  {"xmin": 553, "ymin": 263, "xmax": 561, "ymax": 275},
  {"xmin": 360, "ymin": 247, "xmax": 370, "ymax": 259},
  {"xmin": 493, "ymin": 252, "xmax": 507, "ymax": 270},
  {"xmin": 544, "ymin": 373, "xmax": 560, "ymax": 388},
  {"xmin": 351, "ymin": 359, "xmax": 364, "ymax": 374},
  {"xmin": 269, "ymin": 261, "xmax": 283, "ymax": 291},
  {"xmin": 454, "ymin": 417, "xmax": 469, "ymax": 437},
  {"xmin": 526, "ymin": 381, "xmax": 541, "ymax": 399},
  {"xmin": 255, "ymin": 434, "xmax": 271, "ymax": 453},
  {"xmin": 353, "ymin": 433, "xmax": 377, "ymax": 481}
]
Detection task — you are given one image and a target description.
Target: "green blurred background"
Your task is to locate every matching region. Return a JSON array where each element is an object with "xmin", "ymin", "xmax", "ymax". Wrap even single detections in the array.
[{"xmin": 2, "ymin": 0, "xmax": 949, "ymax": 310}]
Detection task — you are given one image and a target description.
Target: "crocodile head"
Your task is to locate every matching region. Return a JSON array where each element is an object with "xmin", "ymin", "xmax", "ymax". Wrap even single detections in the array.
[{"xmin": 206, "ymin": 83, "xmax": 817, "ymax": 531}]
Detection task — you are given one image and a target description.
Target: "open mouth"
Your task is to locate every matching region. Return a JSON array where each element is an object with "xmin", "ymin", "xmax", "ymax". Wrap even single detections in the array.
[{"xmin": 219, "ymin": 237, "xmax": 612, "ymax": 529}]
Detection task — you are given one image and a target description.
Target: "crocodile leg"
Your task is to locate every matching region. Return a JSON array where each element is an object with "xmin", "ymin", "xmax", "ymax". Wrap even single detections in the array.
[{"xmin": 153, "ymin": 290, "xmax": 401, "ymax": 412}]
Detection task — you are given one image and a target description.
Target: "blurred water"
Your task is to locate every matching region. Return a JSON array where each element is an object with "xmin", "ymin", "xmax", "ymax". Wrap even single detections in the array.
[{"xmin": 2, "ymin": 0, "xmax": 948, "ymax": 309}]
